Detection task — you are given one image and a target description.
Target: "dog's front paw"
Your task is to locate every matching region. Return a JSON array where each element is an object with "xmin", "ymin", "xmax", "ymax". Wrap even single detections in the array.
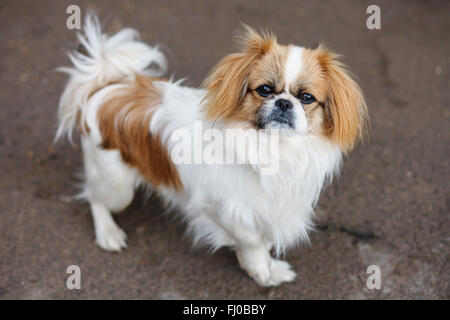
[{"xmin": 95, "ymin": 223, "xmax": 127, "ymax": 252}]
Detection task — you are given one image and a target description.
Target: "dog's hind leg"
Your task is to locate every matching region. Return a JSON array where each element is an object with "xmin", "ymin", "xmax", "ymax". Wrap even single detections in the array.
[{"xmin": 81, "ymin": 137, "xmax": 139, "ymax": 251}]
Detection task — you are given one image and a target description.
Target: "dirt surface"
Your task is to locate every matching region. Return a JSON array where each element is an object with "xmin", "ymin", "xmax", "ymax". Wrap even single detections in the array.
[{"xmin": 0, "ymin": 0, "xmax": 449, "ymax": 299}]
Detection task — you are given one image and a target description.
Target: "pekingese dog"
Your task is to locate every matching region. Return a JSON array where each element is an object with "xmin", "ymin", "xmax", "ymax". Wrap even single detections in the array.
[{"xmin": 56, "ymin": 15, "xmax": 368, "ymax": 286}]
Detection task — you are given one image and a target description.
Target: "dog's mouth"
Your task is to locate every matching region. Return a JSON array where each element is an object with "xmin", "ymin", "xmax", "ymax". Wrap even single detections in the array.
[
  {"xmin": 259, "ymin": 111, "xmax": 295, "ymax": 129},
  {"xmin": 270, "ymin": 114, "xmax": 293, "ymax": 127}
]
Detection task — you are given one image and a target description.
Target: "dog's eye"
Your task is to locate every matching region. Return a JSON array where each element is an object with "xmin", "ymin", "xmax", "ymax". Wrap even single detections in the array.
[
  {"xmin": 256, "ymin": 85, "xmax": 273, "ymax": 97},
  {"xmin": 298, "ymin": 92, "xmax": 316, "ymax": 104}
]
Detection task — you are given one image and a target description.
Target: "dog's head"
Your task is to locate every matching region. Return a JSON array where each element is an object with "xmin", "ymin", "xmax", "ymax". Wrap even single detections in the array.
[{"xmin": 202, "ymin": 26, "xmax": 368, "ymax": 152}]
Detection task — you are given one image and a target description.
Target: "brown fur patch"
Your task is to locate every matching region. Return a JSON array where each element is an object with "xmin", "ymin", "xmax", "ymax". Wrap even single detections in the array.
[
  {"xmin": 76, "ymin": 80, "xmax": 126, "ymax": 136},
  {"xmin": 304, "ymin": 46, "xmax": 369, "ymax": 152},
  {"xmin": 97, "ymin": 75, "xmax": 182, "ymax": 190},
  {"xmin": 202, "ymin": 26, "xmax": 278, "ymax": 124}
]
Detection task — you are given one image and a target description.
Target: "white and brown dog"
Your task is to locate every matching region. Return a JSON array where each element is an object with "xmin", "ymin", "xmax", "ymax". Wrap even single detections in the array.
[{"xmin": 56, "ymin": 15, "xmax": 368, "ymax": 286}]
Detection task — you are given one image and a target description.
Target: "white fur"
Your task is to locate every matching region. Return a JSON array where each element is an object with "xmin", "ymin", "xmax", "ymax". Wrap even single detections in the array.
[
  {"xmin": 284, "ymin": 45, "xmax": 304, "ymax": 88},
  {"xmin": 57, "ymin": 17, "xmax": 342, "ymax": 286},
  {"xmin": 284, "ymin": 46, "xmax": 307, "ymax": 133}
]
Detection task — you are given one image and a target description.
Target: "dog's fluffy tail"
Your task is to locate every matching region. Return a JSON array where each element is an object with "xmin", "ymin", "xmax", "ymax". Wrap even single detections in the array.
[{"xmin": 55, "ymin": 14, "xmax": 167, "ymax": 142}]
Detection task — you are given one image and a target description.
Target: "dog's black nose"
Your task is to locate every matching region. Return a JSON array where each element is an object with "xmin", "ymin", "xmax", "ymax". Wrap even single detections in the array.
[{"xmin": 275, "ymin": 99, "xmax": 293, "ymax": 111}]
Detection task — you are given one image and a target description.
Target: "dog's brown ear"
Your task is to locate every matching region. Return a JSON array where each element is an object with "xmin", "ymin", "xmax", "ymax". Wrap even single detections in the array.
[
  {"xmin": 202, "ymin": 26, "xmax": 276, "ymax": 121},
  {"xmin": 317, "ymin": 47, "xmax": 369, "ymax": 152}
]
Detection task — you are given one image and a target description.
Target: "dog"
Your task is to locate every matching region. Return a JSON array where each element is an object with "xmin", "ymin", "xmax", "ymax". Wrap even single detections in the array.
[{"xmin": 56, "ymin": 15, "xmax": 368, "ymax": 286}]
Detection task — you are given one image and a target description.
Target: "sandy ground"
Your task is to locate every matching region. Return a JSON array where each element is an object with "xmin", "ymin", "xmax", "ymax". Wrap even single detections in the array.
[{"xmin": 0, "ymin": 0, "xmax": 449, "ymax": 299}]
